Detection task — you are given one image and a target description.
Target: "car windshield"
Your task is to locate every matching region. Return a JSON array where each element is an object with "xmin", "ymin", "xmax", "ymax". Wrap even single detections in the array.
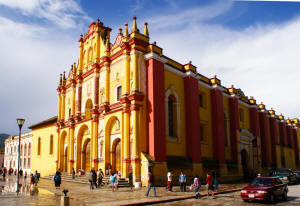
[
  {"xmin": 274, "ymin": 173, "xmax": 289, "ymax": 177},
  {"xmin": 251, "ymin": 178, "xmax": 272, "ymax": 186}
]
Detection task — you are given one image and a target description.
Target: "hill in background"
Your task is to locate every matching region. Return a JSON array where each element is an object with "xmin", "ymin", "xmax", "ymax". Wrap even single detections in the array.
[{"xmin": 0, "ymin": 133, "xmax": 10, "ymax": 149}]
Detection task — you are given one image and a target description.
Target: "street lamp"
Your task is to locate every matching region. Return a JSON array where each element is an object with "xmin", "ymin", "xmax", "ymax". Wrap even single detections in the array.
[{"xmin": 16, "ymin": 118, "xmax": 25, "ymax": 193}]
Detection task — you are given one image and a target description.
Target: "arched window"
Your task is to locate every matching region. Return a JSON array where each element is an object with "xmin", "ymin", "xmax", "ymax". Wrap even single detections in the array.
[
  {"xmin": 168, "ymin": 95, "xmax": 177, "ymax": 137},
  {"xmin": 117, "ymin": 86, "xmax": 122, "ymax": 101},
  {"xmin": 37, "ymin": 137, "xmax": 41, "ymax": 156},
  {"xmin": 224, "ymin": 113, "xmax": 230, "ymax": 147},
  {"xmin": 49, "ymin": 135, "xmax": 54, "ymax": 155},
  {"xmin": 68, "ymin": 108, "xmax": 71, "ymax": 119},
  {"xmin": 85, "ymin": 99, "xmax": 93, "ymax": 119}
]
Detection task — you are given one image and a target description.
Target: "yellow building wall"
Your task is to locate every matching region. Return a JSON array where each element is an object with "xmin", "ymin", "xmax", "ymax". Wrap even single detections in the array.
[
  {"xmin": 164, "ymin": 70, "xmax": 186, "ymax": 157},
  {"xmin": 275, "ymin": 145, "xmax": 282, "ymax": 168},
  {"xmin": 31, "ymin": 124, "xmax": 57, "ymax": 177},
  {"xmin": 238, "ymin": 104, "xmax": 250, "ymax": 131},
  {"xmin": 283, "ymin": 147, "xmax": 296, "ymax": 169},
  {"xmin": 199, "ymin": 85, "xmax": 213, "ymax": 159}
]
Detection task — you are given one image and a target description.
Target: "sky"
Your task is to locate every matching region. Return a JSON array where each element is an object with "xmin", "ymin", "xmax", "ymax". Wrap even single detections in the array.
[{"xmin": 1, "ymin": 0, "xmax": 300, "ymax": 134}]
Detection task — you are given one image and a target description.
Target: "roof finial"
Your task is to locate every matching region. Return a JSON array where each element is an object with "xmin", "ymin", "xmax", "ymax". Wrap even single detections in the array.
[
  {"xmin": 63, "ymin": 71, "xmax": 66, "ymax": 81},
  {"xmin": 119, "ymin": 28, "xmax": 123, "ymax": 35},
  {"xmin": 59, "ymin": 74, "xmax": 62, "ymax": 86},
  {"xmin": 97, "ymin": 18, "xmax": 100, "ymax": 24},
  {"xmin": 144, "ymin": 22, "xmax": 149, "ymax": 36},
  {"xmin": 132, "ymin": 17, "xmax": 138, "ymax": 32}
]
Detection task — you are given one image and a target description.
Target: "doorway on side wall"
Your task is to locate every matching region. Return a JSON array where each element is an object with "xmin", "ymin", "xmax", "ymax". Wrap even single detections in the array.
[
  {"xmin": 241, "ymin": 149, "xmax": 249, "ymax": 179},
  {"xmin": 113, "ymin": 139, "xmax": 121, "ymax": 173},
  {"xmin": 64, "ymin": 146, "xmax": 68, "ymax": 172},
  {"xmin": 83, "ymin": 139, "xmax": 91, "ymax": 172}
]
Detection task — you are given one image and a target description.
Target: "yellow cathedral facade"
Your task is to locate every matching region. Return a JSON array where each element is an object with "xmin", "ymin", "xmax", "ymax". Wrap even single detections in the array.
[{"xmin": 29, "ymin": 17, "xmax": 300, "ymax": 186}]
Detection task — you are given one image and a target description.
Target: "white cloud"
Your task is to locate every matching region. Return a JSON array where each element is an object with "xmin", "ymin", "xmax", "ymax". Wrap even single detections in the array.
[
  {"xmin": 147, "ymin": 4, "xmax": 300, "ymax": 119},
  {"xmin": 0, "ymin": 15, "xmax": 79, "ymax": 134},
  {"xmin": 0, "ymin": 0, "xmax": 91, "ymax": 29}
]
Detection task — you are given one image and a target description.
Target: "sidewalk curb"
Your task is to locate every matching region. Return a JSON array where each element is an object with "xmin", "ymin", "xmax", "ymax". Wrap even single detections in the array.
[{"xmin": 118, "ymin": 188, "xmax": 242, "ymax": 206}]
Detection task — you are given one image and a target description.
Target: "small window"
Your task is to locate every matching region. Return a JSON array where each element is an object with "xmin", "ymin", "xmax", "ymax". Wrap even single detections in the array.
[
  {"xmin": 199, "ymin": 94, "xmax": 203, "ymax": 107},
  {"xmin": 239, "ymin": 109, "xmax": 244, "ymax": 122},
  {"xmin": 49, "ymin": 135, "xmax": 54, "ymax": 155},
  {"xmin": 117, "ymin": 86, "xmax": 122, "ymax": 101},
  {"xmin": 68, "ymin": 108, "xmax": 71, "ymax": 119},
  {"xmin": 38, "ymin": 137, "xmax": 41, "ymax": 156}
]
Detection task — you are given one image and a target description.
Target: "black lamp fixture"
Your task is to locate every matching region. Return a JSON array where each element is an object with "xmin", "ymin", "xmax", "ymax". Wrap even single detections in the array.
[{"xmin": 16, "ymin": 118, "xmax": 25, "ymax": 194}]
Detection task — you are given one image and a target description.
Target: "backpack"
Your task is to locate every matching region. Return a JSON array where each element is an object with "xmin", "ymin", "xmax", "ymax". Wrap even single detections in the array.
[
  {"xmin": 54, "ymin": 174, "xmax": 60, "ymax": 182},
  {"xmin": 110, "ymin": 175, "xmax": 115, "ymax": 182}
]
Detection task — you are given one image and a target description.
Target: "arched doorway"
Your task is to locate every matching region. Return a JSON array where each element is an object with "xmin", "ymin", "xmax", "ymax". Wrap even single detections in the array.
[
  {"xmin": 64, "ymin": 146, "xmax": 68, "ymax": 172},
  {"xmin": 241, "ymin": 149, "xmax": 249, "ymax": 179},
  {"xmin": 82, "ymin": 139, "xmax": 91, "ymax": 172},
  {"xmin": 112, "ymin": 139, "xmax": 121, "ymax": 173}
]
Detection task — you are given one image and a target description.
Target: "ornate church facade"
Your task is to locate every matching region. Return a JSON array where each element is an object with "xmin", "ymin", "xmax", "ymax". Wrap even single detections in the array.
[{"xmin": 29, "ymin": 17, "xmax": 300, "ymax": 186}]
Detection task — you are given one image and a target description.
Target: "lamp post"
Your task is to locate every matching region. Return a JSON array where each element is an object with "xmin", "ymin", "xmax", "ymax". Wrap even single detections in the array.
[{"xmin": 16, "ymin": 118, "xmax": 25, "ymax": 193}]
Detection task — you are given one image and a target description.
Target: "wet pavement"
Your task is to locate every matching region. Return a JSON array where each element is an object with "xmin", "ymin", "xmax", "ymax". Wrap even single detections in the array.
[
  {"xmin": 0, "ymin": 175, "xmax": 246, "ymax": 206},
  {"xmin": 6, "ymin": 175, "xmax": 300, "ymax": 206}
]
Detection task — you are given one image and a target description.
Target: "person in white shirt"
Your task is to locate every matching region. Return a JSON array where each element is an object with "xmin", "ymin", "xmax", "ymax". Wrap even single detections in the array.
[{"xmin": 167, "ymin": 171, "xmax": 173, "ymax": 192}]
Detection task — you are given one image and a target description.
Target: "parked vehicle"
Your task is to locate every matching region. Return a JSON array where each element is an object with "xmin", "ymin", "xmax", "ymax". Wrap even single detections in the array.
[
  {"xmin": 240, "ymin": 177, "xmax": 288, "ymax": 203},
  {"xmin": 294, "ymin": 171, "xmax": 300, "ymax": 183},
  {"xmin": 269, "ymin": 169, "xmax": 297, "ymax": 185}
]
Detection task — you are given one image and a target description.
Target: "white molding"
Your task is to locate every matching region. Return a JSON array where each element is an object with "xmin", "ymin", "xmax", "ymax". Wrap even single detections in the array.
[
  {"xmin": 144, "ymin": 52, "xmax": 168, "ymax": 63},
  {"xmin": 198, "ymin": 80, "xmax": 212, "ymax": 89},
  {"xmin": 238, "ymin": 99, "xmax": 251, "ymax": 108}
]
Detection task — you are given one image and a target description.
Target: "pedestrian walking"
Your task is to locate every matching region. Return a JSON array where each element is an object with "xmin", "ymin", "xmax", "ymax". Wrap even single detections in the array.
[
  {"xmin": 30, "ymin": 174, "xmax": 35, "ymax": 189},
  {"xmin": 193, "ymin": 175, "xmax": 201, "ymax": 199},
  {"xmin": 110, "ymin": 173, "xmax": 116, "ymax": 192},
  {"xmin": 206, "ymin": 173, "xmax": 215, "ymax": 198},
  {"xmin": 214, "ymin": 172, "xmax": 220, "ymax": 192},
  {"xmin": 167, "ymin": 171, "xmax": 173, "ymax": 192},
  {"xmin": 53, "ymin": 171, "xmax": 61, "ymax": 188},
  {"xmin": 114, "ymin": 172, "xmax": 119, "ymax": 190},
  {"xmin": 97, "ymin": 168, "xmax": 104, "ymax": 188},
  {"xmin": 128, "ymin": 171, "xmax": 133, "ymax": 190},
  {"xmin": 179, "ymin": 172, "xmax": 187, "ymax": 192},
  {"xmin": 34, "ymin": 170, "xmax": 39, "ymax": 186},
  {"xmin": 72, "ymin": 168, "xmax": 75, "ymax": 179},
  {"xmin": 88, "ymin": 170, "xmax": 94, "ymax": 190},
  {"xmin": 145, "ymin": 170, "xmax": 156, "ymax": 197},
  {"xmin": 92, "ymin": 169, "xmax": 97, "ymax": 188}
]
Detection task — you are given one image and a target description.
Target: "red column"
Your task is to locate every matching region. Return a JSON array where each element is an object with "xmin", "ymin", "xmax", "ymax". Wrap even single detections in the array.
[
  {"xmin": 249, "ymin": 107, "xmax": 259, "ymax": 137},
  {"xmin": 184, "ymin": 75, "xmax": 201, "ymax": 163},
  {"xmin": 258, "ymin": 111, "xmax": 270, "ymax": 167},
  {"xmin": 146, "ymin": 57, "xmax": 166, "ymax": 162},
  {"xmin": 293, "ymin": 129, "xmax": 299, "ymax": 162},
  {"xmin": 77, "ymin": 82, "xmax": 82, "ymax": 115},
  {"xmin": 279, "ymin": 122, "xmax": 288, "ymax": 147},
  {"xmin": 268, "ymin": 117, "xmax": 278, "ymax": 168},
  {"xmin": 210, "ymin": 88, "xmax": 225, "ymax": 164},
  {"xmin": 229, "ymin": 97, "xmax": 239, "ymax": 163}
]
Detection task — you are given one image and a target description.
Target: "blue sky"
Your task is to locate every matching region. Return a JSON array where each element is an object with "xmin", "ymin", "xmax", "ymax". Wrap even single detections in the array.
[{"xmin": 1, "ymin": 0, "xmax": 300, "ymax": 134}]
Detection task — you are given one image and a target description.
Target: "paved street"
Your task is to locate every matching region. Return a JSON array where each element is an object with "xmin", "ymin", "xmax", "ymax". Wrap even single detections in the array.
[{"xmin": 0, "ymin": 176, "xmax": 300, "ymax": 205}]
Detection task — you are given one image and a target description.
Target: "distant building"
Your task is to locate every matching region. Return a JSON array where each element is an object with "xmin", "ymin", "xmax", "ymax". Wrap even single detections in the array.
[
  {"xmin": 4, "ymin": 132, "xmax": 32, "ymax": 174},
  {"xmin": 0, "ymin": 148, "xmax": 4, "ymax": 167}
]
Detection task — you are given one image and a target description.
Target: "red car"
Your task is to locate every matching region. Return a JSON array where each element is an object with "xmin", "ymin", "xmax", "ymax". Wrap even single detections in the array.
[{"xmin": 240, "ymin": 177, "xmax": 288, "ymax": 203}]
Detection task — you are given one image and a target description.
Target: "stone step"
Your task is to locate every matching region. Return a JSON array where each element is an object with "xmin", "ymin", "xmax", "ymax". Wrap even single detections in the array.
[{"xmin": 42, "ymin": 174, "xmax": 131, "ymax": 187}]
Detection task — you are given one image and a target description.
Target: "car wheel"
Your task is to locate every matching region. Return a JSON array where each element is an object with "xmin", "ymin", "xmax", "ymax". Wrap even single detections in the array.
[
  {"xmin": 269, "ymin": 193, "xmax": 275, "ymax": 203},
  {"xmin": 282, "ymin": 191, "xmax": 287, "ymax": 201}
]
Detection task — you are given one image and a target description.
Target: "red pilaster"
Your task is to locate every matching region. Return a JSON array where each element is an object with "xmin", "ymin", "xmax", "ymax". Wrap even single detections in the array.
[
  {"xmin": 210, "ymin": 88, "xmax": 225, "ymax": 164},
  {"xmin": 184, "ymin": 75, "xmax": 201, "ymax": 163},
  {"xmin": 258, "ymin": 112, "xmax": 270, "ymax": 167},
  {"xmin": 94, "ymin": 74, "xmax": 99, "ymax": 106},
  {"xmin": 146, "ymin": 57, "xmax": 166, "ymax": 162},
  {"xmin": 268, "ymin": 117, "xmax": 278, "ymax": 167},
  {"xmin": 279, "ymin": 122, "xmax": 288, "ymax": 146},
  {"xmin": 249, "ymin": 107, "xmax": 259, "ymax": 137},
  {"xmin": 229, "ymin": 97, "xmax": 239, "ymax": 163},
  {"xmin": 293, "ymin": 129, "xmax": 299, "ymax": 161},
  {"xmin": 77, "ymin": 84, "xmax": 82, "ymax": 114}
]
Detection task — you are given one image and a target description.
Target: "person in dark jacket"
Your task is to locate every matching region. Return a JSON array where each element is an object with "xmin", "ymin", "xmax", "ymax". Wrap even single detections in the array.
[
  {"xmin": 128, "ymin": 171, "xmax": 133, "ymax": 190},
  {"xmin": 145, "ymin": 170, "xmax": 156, "ymax": 197}
]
